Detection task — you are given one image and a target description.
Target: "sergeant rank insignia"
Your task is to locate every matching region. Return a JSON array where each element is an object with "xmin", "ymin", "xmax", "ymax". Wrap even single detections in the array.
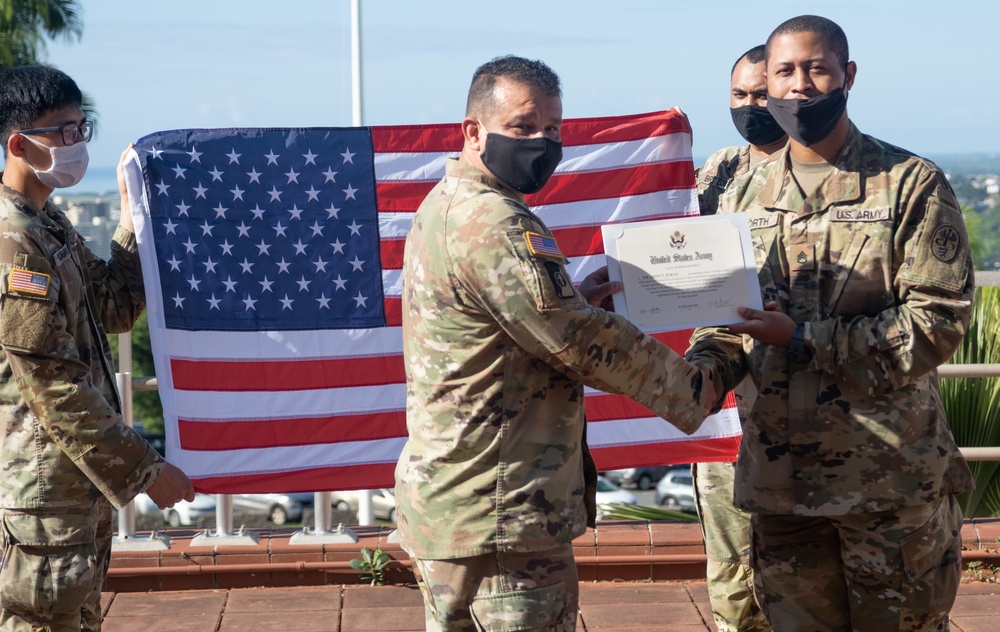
[
  {"xmin": 526, "ymin": 231, "xmax": 564, "ymax": 259},
  {"xmin": 8, "ymin": 268, "xmax": 50, "ymax": 296}
]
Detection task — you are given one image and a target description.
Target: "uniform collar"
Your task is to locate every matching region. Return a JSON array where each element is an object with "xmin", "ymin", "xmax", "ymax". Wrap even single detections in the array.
[
  {"xmin": 0, "ymin": 172, "xmax": 36, "ymax": 211},
  {"xmin": 758, "ymin": 123, "xmax": 865, "ymax": 216},
  {"xmin": 446, "ymin": 158, "xmax": 525, "ymax": 202}
]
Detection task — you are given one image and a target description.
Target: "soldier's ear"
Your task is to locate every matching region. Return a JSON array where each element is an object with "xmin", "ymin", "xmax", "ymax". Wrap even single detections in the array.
[
  {"xmin": 7, "ymin": 132, "xmax": 26, "ymax": 158},
  {"xmin": 844, "ymin": 61, "xmax": 857, "ymax": 96},
  {"xmin": 462, "ymin": 118, "xmax": 485, "ymax": 153}
]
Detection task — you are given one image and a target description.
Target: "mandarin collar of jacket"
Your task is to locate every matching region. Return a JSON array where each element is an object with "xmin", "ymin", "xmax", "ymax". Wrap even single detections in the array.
[
  {"xmin": 0, "ymin": 172, "xmax": 73, "ymax": 242},
  {"xmin": 757, "ymin": 123, "xmax": 866, "ymax": 217}
]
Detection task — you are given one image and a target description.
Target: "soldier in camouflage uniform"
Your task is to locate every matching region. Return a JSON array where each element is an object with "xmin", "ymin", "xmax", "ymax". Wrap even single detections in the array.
[
  {"xmin": 687, "ymin": 16, "xmax": 974, "ymax": 632},
  {"xmin": 395, "ymin": 55, "xmax": 714, "ymax": 632},
  {"xmin": 692, "ymin": 45, "xmax": 784, "ymax": 632},
  {"xmin": 0, "ymin": 66, "xmax": 194, "ymax": 631}
]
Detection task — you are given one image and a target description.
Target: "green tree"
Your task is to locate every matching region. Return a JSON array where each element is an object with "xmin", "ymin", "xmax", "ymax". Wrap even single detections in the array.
[
  {"xmin": 0, "ymin": 1, "xmax": 96, "ymax": 129},
  {"xmin": 107, "ymin": 312, "xmax": 165, "ymax": 434},
  {"xmin": 943, "ymin": 286, "xmax": 1000, "ymax": 517},
  {"xmin": 0, "ymin": 0, "xmax": 82, "ymax": 67}
]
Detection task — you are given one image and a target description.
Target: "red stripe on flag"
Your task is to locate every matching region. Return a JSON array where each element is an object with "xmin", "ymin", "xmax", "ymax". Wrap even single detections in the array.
[
  {"xmin": 586, "ymin": 390, "xmax": 737, "ymax": 423},
  {"xmin": 384, "ymin": 297, "xmax": 401, "ymax": 327},
  {"xmin": 559, "ymin": 110, "xmax": 691, "ymax": 146},
  {"xmin": 371, "ymin": 124, "xmax": 463, "ymax": 153},
  {"xmin": 192, "ymin": 463, "xmax": 398, "ymax": 494},
  {"xmin": 376, "ymin": 181, "xmax": 434, "ymax": 213},
  {"xmin": 591, "ymin": 435, "xmax": 740, "ymax": 470},
  {"xmin": 548, "ymin": 225, "xmax": 605, "ymax": 258},
  {"xmin": 170, "ymin": 355, "xmax": 406, "ymax": 391},
  {"xmin": 380, "ymin": 225, "xmax": 606, "ymax": 270},
  {"xmin": 380, "ymin": 237, "xmax": 405, "ymax": 271},
  {"xmin": 526, "ymin": 162, "xmax": 694, "ymax": 207},
  {"xmin": 369, "ymin": 110, "xmax": 690, "ymax": 154},
  {"xmin": 375, "ymin": 162, "xmax": 694, "ymax": 214},
  {"xmin": 178, "ymin": 412, "xmax": 405, "ymax": 451}
]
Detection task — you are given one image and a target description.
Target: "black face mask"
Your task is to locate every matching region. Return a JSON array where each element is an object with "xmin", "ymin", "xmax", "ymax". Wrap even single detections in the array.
[
  {"xmin": 480, "ymin": 127, "xmax": 562, "ymax": 194},
  {"xmin": 766, "ymin": 87, "xmax": 847, "ymax": 146},
  {"xmin": 729, "ymin": 105, "xmax": 786, "ymax": 146}
]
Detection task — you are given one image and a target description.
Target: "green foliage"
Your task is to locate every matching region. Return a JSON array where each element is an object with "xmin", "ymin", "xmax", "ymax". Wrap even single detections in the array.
[
  {"xmin": 942, "ymin": 286, "xmax": 1000, "ymax": 517},
  {"xmin": 0, "ymin": 1, "xmax": 97, "ymax": 132},
  {"xmin": 975, "ymin": 203, "xmax": 1000, "ymax": 270},
  {"xmin": 963, "ymin": 206, "xmax": 985, "ymax": 270},
  {"xmin": 964, "ymin": 560, "xmax": 1000, "ymax": 584},
  {"xmin": 107, "ymin": 311, "xmax": 164, "ymax": 434},
  {"xmin": 597, "ymin": 502, "xmax": 698, "ymax": 522},
  {"xmin": 0, "ymin": 0, "xmax": 82, "ymax": 67},
  {"xmin": 349, "ymin": 547, "xmax": 391, "ymax": 586}
]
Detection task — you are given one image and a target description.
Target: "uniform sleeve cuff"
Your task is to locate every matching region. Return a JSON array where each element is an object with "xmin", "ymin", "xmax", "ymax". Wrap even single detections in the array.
[
  {"xmin": 106, "ymin": 445, "xmax": 167, "ymax": 508},
  {"xmin": 112, "ymin": 224, "xmax": 138, "ymax": 253}
]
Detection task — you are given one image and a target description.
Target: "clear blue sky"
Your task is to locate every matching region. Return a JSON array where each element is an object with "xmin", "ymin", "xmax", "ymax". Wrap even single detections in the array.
[{"xmin": 34, "ymin": 0, "xmax": 1000, "ymax": 195}]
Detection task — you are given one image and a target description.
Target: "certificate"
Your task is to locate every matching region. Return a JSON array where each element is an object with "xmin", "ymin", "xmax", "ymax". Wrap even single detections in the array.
[{"xmin": 601, "ymin": 214, "xmax": 762, "ymax": 332}]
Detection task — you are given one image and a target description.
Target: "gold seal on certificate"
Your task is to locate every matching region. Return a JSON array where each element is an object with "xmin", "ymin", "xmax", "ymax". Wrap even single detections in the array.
[{"xmin": 601, "ymin": 214, "xmax": 763, "ymax": 332}]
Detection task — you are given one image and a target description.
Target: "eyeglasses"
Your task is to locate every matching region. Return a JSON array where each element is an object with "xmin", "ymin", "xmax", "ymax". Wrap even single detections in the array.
[{"xmin": 18, "ymin": 120, "xmax": 94, "ymax": 146}]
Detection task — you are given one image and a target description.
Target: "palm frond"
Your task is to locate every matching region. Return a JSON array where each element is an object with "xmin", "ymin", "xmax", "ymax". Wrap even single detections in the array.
[{"xmin": 943, "ymin": 285, "xmax": 1000, "ymax": 517}]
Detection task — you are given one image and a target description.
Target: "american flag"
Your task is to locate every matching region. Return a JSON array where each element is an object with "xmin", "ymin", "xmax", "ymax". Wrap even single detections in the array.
[
  {"xmin": 9, "ymin": 268, "xmax": 50, "ymax": 295},
  {"xmin": 125, "ymin": 110, "xmax": 740, "ymax": 494}
]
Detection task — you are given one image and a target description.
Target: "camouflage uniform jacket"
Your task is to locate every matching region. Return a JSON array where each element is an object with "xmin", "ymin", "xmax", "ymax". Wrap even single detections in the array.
[
  {"xmin": 696, "ymin": 145, "xmax": 747, "ymax": 216},
  {"xmin": 0, "ymin": 181, "xmax": 165, "ymax": 515},
  {"xmin": 687, "ymin": 124, "xmax": 975, "ymax": 516},
  {"xmin": 396, "ymin": 159, "xmax": 708, "ymax": 559}
]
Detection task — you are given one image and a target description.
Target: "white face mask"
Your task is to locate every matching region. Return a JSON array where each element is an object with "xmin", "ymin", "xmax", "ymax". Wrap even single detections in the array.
[{"xmin": 20, "ymin": 133, "xmax": 89, "ymax": 188}]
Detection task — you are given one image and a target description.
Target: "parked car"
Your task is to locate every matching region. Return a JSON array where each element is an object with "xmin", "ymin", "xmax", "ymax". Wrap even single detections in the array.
[
  {"xmin": 603, "ymin": 466, "xmax": 675, "ymax": 490},
  {"xmin": 594, "ymin": 476, "xmax": 637, "ymax": 519},
  {"xmin": 654, "ymin": 469, "xmax": 696, "ymax": 513},
  {"xmin": 328, "ymin": 489, "xmax": 397, "ymax": 522},
  {"xmin": 133, "ymin": 492, "xmax": 218, "ymax": 527},
  {"xmin": 232, "ymin": 494, "xmax": 305, "ymax": 525}
]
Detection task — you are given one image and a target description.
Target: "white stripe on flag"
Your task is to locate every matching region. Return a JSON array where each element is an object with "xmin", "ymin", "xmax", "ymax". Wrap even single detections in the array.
[
  {"xmin": 179, "ymin": 437, "xmax": 408, "ymax": 479},
  {"xmin": 372, "ymin": 133, "xmax": 693, "ymax": 182},
  {"xmin": 164, "ymin": 327, "xmax": 403, "ymax": 360},
  {"xmin": 172, "ymin": 383, "xmax": 405, "ymax": 420},
  {"xmin": 587, "ymin": 412, "xmax": 741, "ymax": 448}
]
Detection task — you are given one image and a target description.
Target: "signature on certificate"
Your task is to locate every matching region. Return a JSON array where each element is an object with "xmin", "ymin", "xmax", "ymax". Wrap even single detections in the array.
[
  {"xmin": 639, "ymin": 306, "xmax": 662, "ymax": 315},
  {"xmin": 707, "ymin": 296, "xmax": 734, "ymax": 308}
]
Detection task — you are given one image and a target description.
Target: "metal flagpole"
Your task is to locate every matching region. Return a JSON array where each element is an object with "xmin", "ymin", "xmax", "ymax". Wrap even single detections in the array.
[
  {"xmin": 292, "ymin": 0, "xmax": 364, "ymax": 544},
  {"xmin": 351, "ymin": 0, "xmax": 375, "ymax": 528}
]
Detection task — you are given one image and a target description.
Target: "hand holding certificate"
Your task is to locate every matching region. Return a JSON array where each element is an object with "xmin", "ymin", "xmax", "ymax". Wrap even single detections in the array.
[{"xmin": 601, "ymin": 214, "xmax": 762, "ymax": 332}]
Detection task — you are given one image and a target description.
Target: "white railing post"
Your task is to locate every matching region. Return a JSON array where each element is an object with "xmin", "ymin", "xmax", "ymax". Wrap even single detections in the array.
[
  {"xmin": 112, "ymin": 333, "xmax": 169, "ymax": 550},
  {"xmin": 190, "ymin": 493, "xmax": 258, "ymax": 546}
]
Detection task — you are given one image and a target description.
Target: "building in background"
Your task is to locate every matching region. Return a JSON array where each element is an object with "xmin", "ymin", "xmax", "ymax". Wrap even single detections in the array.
[{"xmin": 56, "ymin": 194, "xmax": 120, "ymax": 257}]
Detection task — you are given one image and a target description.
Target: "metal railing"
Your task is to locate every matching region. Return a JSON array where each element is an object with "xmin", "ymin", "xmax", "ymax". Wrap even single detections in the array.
[{"xmin": 111, "ymin": 271, "xmax": 1000, "ymax": 549}]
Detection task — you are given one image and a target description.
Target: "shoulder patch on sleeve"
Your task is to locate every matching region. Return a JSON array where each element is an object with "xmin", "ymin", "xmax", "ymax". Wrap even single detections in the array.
[
  {"xmin": 507, "ymin": 229, "xmax": 585, "ymax": 312},
  {"xmin": 930, "ymin": 225, "xmax": 961, "ymax": 263},
  {"xmin": 524, "ymin": 231, "xmax": 564, "ymax": 260},
  {"xmin": 8, "ymin": 267, "xmax": 50, "ymax": 296}
]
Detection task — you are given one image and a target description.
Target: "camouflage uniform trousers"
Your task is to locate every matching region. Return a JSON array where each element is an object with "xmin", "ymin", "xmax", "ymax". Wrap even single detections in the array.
[
  {"xmin": 0, "ymin": 498, "xmax": 112, "ymax": 632},
  {"xmin": 750, "ymin": 495, "xmax": 963, "ymax": 632},
  {"xmin": 412, "ymin": 544, "xmax": 579, "ymax": 631},
  {"xmin": 693, "ymin": 462, "xmax": 770, "ymax": 632}
]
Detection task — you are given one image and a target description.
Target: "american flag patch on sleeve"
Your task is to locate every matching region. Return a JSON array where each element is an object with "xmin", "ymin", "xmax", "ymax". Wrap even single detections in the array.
[
  {"xmin": 525, "ymin": 231, "xmax": 564, "ymax": 260},
  {"xmin": 9, "ymin": 268, "xmax": 50, "ymax": 296}
]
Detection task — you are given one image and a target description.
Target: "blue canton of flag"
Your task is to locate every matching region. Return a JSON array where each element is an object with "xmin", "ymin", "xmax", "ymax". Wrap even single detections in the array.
[{"xmin": 136, "ymin": 129, "xmax": 385, "ymax": 331}]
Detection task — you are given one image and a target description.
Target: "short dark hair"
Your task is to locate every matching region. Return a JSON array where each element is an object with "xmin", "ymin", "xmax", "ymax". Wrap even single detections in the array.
[
  {"xmin": 731, "ymin": 45, "xmax": 766, "ymax": 77},
  {"xmin": 465, "ymin": 55, "xmax": 561, "ymax": 118},
  {"xmin": 0, "ymin": 65, "xmax": 82, "ymax": 156},
  {"xmin": 765, "ymin": 15, "xmax": 849, "ymax": 69}
]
